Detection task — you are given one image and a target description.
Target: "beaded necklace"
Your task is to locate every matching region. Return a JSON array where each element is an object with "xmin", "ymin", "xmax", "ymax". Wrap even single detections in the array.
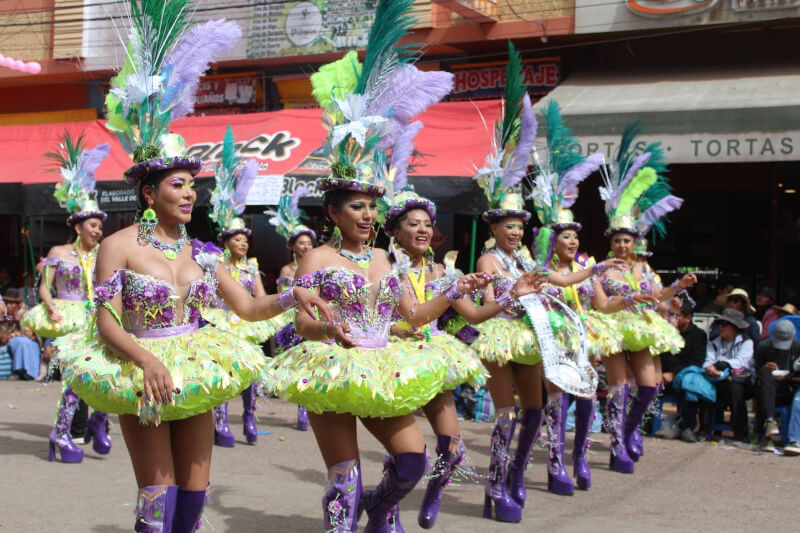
[
  {"xmin": 146, "ymin": 224, "xmax": 188, "ymax": 260},
  {"xmin": 339, "ymin": 246, "xmax": 373, "ymax": 269}
]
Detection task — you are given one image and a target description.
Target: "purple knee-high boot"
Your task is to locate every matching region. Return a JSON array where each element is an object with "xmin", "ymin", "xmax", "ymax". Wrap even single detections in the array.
[
  {"xmin": 361, "ymin": 452, "xmax": 427, "ymax": 533},
  {"xmin": 323, "ymin": 459, "xmax": 362, "ymax": 533},
  {"xmin": 135, "ymin": 485, "xmax": 178, "ymax": 533},
  {"xmin": 545, "ymin": 393, "xmax": 574, "ymax": 496},
  {"xmin": 607, "ymin": 384, "xmax": 634, "ymax": 474},
  {"xmin": 573, "ymin": 398, "xmax": 594, "ymax": 490},
  {"xmin": 506, "ymin": 408, "xmax": 542, "ymax": 508},
  {"xmin": 625, "ymin": 385, "xmax": 657, "ymax": 462},
  {"xmin": 241, "ymin": 384, "xmax": 258, "ymax": 444},
  {"xmin": 86, "ymin": 411, "xmax": 112, "ymax": 455},
  {"xmin": 418, "ymin": 435, "xmax": 464, "ymax": 529},
  {"xmin": 48, "ymin": 386, "xmax": 84, "ymax": 463},
  {"xmin": 297, "ymin": 405, "xmax": 309, "ymax": 431},
  {"xmin": 484, "ymin": 407, "xmax": 523, "ymax": 522},
  {"xmin": 213, "ymin": 403, "xmax": 235, "ymax": 447},
  {"xmin": 172, "ymin": 486, "xmax": 207, "ymax": 533}
]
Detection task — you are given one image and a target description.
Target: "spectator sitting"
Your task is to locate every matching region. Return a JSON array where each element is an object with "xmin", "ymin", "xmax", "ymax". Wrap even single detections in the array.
[
  {"xmin": 754, "ymin": 320, "xmax": 800, "ymax": 451},
  {"xmin": 709, "ymin": 288, "xmax": 762, "ymax": 347},
  {"xmin": 703, "ymin": 309, "xmax": 755, "ymax": 442},
  {"xmin": 658, "ymin": 296, "xmax": 709, "ymax": 442},
  {"xmin": 754, "ymin": 286, "xmax": 776, "ymax": 322},
  {"xmin": 0, "ymin": 321, "xmax": 41, "ymax": 381},
  {"xmin": 1, "ymin": 288, "xmax": 26, "ymax": 322},
  {"xmin": 700, "ymin": 280, "xmax": 735, "ymax": 314},
  {"xmin": 691, "ymin": 279, "xmax": 713, "ymax": 315},
  {"xmin": 763, "ymin": 303, "xmax": 799, "ymax": 339}
]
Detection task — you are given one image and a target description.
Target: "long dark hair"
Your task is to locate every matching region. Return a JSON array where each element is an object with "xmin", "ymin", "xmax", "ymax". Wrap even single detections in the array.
[
  {"xmin": 135, "ymin": 169, "xmax": 175, "ymax": 219},
  {"xmin": 320, "ymin": 189, "xmax": 352, "ymax": 243}
]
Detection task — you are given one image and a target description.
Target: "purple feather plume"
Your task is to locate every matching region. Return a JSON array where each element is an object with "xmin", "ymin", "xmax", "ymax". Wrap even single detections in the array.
[
  {"xmin": 637, "ymin": 195, "xmax": 683, "ymax": 233},
  {"xmin": 389, "ymin": 121, "xmax": 424, "ymax": 190},
  {"xmin": 290, "ymin": 186, "xmax": 308, "ymax": 214},
  {"xmin": 371, "ymin": 67, "xmax": 453, "ymax": 149},
  {"xmin": 611, "ymin": 151, "xmax": 651, "ymax": 207},
  {"xmin": 501, "ymin": 93, "xmax": 536, "ymax": 188},
  {"xmin": 78, "ymin": 143, "xmax": 110, "ymax": 190},
  {"xmin": 558, "ymin": 152, "xmax": 604, "ymax": 208},
  {"xmin": 232, "ymin": 159, "xmax": 258, "ymax": 213},
  {"xmin": 164, "ymin": 19, "xmax": 242, "ymax": 119}
]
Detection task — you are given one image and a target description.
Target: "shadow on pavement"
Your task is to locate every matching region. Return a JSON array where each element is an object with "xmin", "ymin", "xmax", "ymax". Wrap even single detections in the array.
[{"xmin": 211, "ymin": 486, "xmax": 322, "ymax": 532}]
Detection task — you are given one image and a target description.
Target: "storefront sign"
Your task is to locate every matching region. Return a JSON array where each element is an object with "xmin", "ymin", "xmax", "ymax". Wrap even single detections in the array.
[
  {"xmin": 450, "ymin": 58, "xmax": 561, "ymax": 100},
  {"xmin": 185, "ymin": 131, "xmax": 302, "ymax": 175},
  {"xmin": 575, "ymin": 0, "xmax": 800, "ymax": 33},
  {"xmin": 568, "ymin": 131, "xmax": 800, "ymax": 163},
  {"xmin": 247, "ymin": 175, "xmax": 285, "ymax": 206},
  {"xmin": 247, "ymin": 1, "xmax": 375, "ymax": 59},
  {"xmin": 195, "ymin": 76, "xmax": 260, "ymax": 109},
  {"xmin": 432, "ymin": 0, "xmax": 498, "ymax": 22}
]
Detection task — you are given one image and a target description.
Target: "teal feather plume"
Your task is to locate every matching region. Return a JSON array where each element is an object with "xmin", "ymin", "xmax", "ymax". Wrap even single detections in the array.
[{"xmin": 499, "ymin": 41, "xmax": 526, "ymax": 149}]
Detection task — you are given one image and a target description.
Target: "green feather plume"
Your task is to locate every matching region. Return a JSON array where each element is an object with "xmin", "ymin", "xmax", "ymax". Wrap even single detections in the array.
[
  {"xmin": 44, "ymin": 131, "xmax": 85, "ymax": 172},
  {"xmin": 129, "ymin": 0, "xmax": 193, "ymax": 72},
  {"xmin": 534, "ymin": 226, "xmax": 553, "ymax": 266},
  {"xmin": 615, "ymin": 121, "xmax": 643, "ymax": 178},
  {"xmin": 354, "ymin": 0, "xmax": 417, "ymax": 95},
  {"xmin": 542, "ymin": 100, "xmax": 584, "ymax": 175},
  {"xmin": 617, "ymin": 167, "xmax": 656, "ymax": 216},
  {"xmin": 311, "ymin": 51, "xmax": 362, "ymax": 108},
  {"xmin": 500, "ymin": 41, "xmax": 526, "ymax": 150}
]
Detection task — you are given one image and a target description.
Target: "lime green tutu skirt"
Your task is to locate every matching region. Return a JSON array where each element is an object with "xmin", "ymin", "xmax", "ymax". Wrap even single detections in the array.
[
  {"xmin": 264, "ymin": 339, "xmax": 455, "ymax": 418},
  {"xmin": 23, "ymin": 300, "xmax": 91, "ymax": 338},
  {"xmin": 55, "ymin": 325, "xmax": 267, "ymax": 425},
  {"xmin": 471, "ymin": 317, "xmax": 542, "ymax": 366},
  {"xmin": 612, "ymin": 309, "xmax": 685, "ymax": 356},
  {"xmin": 391, "ymin": 333, "xmax": 488, "ymax": 390},
  {"xmin": 203, "ymin": 307, "xmax": 291, "ymax": 344},
  {"xmin": 584, "ymin": 311, "xmax": 624, "ymax": 356}
]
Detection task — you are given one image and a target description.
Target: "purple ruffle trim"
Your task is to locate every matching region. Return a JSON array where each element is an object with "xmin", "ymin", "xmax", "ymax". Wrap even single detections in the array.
[
  {"xmin": 124, "ymin": 157, "xmax": 204, "ymax": 184},
  {"xmin": 316, "ymin": 177, "xmax": 385, "ymax": 197},
  {"xmin": 604, "ymin": 226, "xmax": 641, "ymax": 238},
  {"xmin": 482, "ymin": 209, "xmax": 531, "ymax": 223},
  {"xmin": 218, "ymin": 228, "xmax": 252, "ymax": 241},
  {"xmin": 384, "ymin": 199, "xmax": 437, "ymax": 231}
]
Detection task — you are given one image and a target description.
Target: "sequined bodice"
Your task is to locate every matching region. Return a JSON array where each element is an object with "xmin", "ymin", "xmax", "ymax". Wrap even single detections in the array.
[
  {"xmin": 212, "ymin": 258, "xmax": 258, "ymax": 310},
  {"xmin": 295, "ymin": 267, "xmax": 403, "ymax": 345},
  {"xmin": 43, "ymin": 257, "xmax": 90, "ymax": 300},
  {"xmin": 95, "ymin": 252, "xmax": 219, "ymax": 332},
  {"xmin": 545, "ymin": 277, "xmax": 595, "ymax": 313}
]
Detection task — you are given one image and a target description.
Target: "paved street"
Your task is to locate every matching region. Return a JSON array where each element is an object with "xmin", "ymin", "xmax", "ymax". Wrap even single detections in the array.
[{"xmin": 0, "ymin": 381, "xmax": 792, "ymax": 532}]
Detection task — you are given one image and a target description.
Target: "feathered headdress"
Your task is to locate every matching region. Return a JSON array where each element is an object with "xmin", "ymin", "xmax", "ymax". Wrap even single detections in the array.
[
  {"xmin": 104, "ymin": 0, "xmax": 241, "ymax": 184},
  {"xmin": 473, "ymin": 42, "xmax": 537, "ymax": 223},
  {"xmin": 208, "ymin": 126, "xmax": 258, "ymax": 241},
  {"xmin": 599, "ymin": 122, "xmax": 671, "ymax": 238},
  {"xmin": 46, "ymin": 132, "xmax": 110, "ymax": 227},
  {"xmin": 265, "ymin": 186, "xmax": 317, "ymax": 246},
  {"xmin": 633, "ymin": 149, "xmax": 682, "ymax": 256},
  {"xmin": 528, "ymin": 100, "xmax": 604, "ymax": 264},
  {"xmin": 309, "ymin": 0, "xmax": 452, "ymax": 197},
  {"xmin": 376, "ymin": 64, "xmax": 453, "ymax": 231}
]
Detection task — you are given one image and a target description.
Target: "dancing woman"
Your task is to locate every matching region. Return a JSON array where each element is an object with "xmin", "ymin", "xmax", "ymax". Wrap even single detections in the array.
[
  {"xmin": 204, "ymin": 126, "xmax": 271, "ymax": 447},
  {"xmin": 528, "ymin": 101, "xmax": 656, "ymax": 494},
  {"xmin": 54, "ymin": 6, "xmax": 329, "ymax": 531},
  {"xmin": 23, "ymin": 133, "xmax": 113, "ymax": 463},
  {"xmin": 267, "ymin": 186, "xmax": 318, "ymax": 431},
  {"xmin": 596, "ymin": 128, "xmax": 695, "ymax": 473},
  {"xmin": 382, "ymin": 166, "xmax": 543, "ymax": 526},
  {"xmin": 265, "ymin": 5, "xmax": 528, "ymax": 529}
]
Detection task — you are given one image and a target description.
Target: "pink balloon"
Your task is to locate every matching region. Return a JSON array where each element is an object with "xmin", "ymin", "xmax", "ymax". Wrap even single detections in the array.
[
  {"xmin": 0, "ymin": 54, "xmax": 4, "ymax": 62},
  {"xmin": 13, "ymin": 59, "xmax": 25, "ymax": 71},
  {"xmin": 24, "ymin": 62, "xmax": 41, "ymax": 74},
  {"xmin": 0, "ymin": 57, "xmax": 12, "ymax": 68}
]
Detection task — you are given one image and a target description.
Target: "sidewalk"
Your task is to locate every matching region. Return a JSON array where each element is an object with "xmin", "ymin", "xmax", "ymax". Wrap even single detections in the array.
[{"xmin": 0, "ymin": 381, "xmax": 792, "ymax": 532}]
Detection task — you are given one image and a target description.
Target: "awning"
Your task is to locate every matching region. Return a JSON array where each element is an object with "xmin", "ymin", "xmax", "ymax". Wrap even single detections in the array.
[
  {"xmin": 0, "ymin": 100, "xmax": 500, "ymax": 185},
  {"xmin": 532, "ymin": 67, "xmax": 800, "ymax": 164}
]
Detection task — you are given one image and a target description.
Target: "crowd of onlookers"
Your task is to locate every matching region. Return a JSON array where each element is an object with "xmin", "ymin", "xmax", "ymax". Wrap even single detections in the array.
[{"xmin": 659, "ymin": 285, "xmax": 800, "ymax": 456}]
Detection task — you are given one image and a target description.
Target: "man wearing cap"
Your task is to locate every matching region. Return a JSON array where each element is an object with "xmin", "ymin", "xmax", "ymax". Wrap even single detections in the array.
[
  {"xmin": 1, "ymin": 288, "xmax": 25, "ymax": 321},
  {"xmin": 704, "ymin": 308, "xmax": 756, "ymax": 442},
  {"xmin": 710, "ymin": 288, "xmax": 762, "ymax": 347},
  {"xmin": 753, "ymin": 320, "xmax": 800, "ymax": 451}
]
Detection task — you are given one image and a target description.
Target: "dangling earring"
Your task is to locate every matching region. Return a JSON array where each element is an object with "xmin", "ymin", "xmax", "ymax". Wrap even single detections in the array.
[
  {"xmin": 330, "ymin": 226, "xmax": 343, "ymax": 250},
  {"xmin": 224, "ymin": 248, "xmax": 232, "ymax": 259},
  {"xmin": 425, "ymin": 246, "xmax": 435, "ymax": 266},
  {"xmin": 292, "ymin": 251, "xmax": 297, "ymax": 267},
  {"xmin": 137, "ymin": 207, "xmax": 157, "ymax": 246},
  {"xmin": 552, "ymin": 255, "xmax": 560, "ymax": 266}
]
